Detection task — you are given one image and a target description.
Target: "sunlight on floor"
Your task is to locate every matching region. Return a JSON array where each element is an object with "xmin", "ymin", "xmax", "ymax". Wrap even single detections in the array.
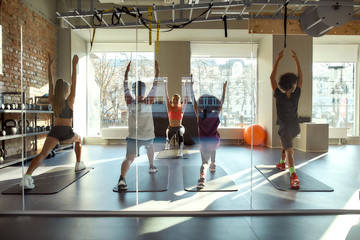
[
  {"xmin": 320, "ymin": 191, "xmax": 360, "ymax": 240},
  {"xmin": 297, "ymin": 145, "xmax": 344, "ymax": 169},
  {"xmin": 138, "ymin": 217, "xmax": 193, "ymax": 236},
  {"xmin": 124, "ymin": 189, "xmax": 233, "ymax": 211}
]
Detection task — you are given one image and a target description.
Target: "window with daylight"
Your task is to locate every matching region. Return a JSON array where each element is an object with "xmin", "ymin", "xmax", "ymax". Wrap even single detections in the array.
[
  {"xmin": 312, "ymin": 45, "xmax": 358, "ymax": 136},
  {"xmin": 87, "ymin": 51, "xmax": 154, "ymax": 134},
  {"xmin": 190, "ymin": 43, "xmax": 257, "ymax": 127}
]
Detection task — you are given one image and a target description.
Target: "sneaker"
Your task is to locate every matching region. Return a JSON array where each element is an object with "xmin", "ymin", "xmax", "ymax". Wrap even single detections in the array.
[
  {"xmin": 20, "ymin": 174, "xmax": 35, "ymax": 189},
  {"xmin": 149, "ymin": 166, "xmax": 158, "ymax": 173},
  {"xmin": 176, "ymin": 151, "xmax": 183, "ymax": 158},
  {"xmin": 276, "ymin": 162, "xmax": 286, "ymax": 171},
  {"xmin": 75, "ymin": 161, "xmax": 86, "ymax": 172},
  {"xmin": 197, "ymin": 177, "xmax": 206, "ymax": 189},
  {"xmin": 118, "ymin": 177, "xmax": 127, "ymax": 190},
  {"xmin": 209, "ymin": 164, "xmax": 216, "ymax": 172},
  {"xmin": 165, "ymin": 142, "xmax": 170, "ymax": 150},
  {"xmin": 290, "ymin": 172, "xmax": 300, "ymax": 189}
]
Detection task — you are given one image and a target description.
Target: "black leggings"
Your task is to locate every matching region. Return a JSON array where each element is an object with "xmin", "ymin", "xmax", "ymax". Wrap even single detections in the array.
[{"xmin": 166, "ymin": 126, "xmax": 185, "ymax": 145}]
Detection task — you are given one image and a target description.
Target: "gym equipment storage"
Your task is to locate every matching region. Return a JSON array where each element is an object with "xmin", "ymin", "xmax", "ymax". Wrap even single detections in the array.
[{"xmin": 0, "ymin": 92, "xmax": 72, "ymax": 168}]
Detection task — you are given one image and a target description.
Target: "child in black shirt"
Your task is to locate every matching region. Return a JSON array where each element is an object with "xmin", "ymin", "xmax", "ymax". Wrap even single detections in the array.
[{"xmin": 270, "ymin": 49, "xmax": 303, "ymax": 189}]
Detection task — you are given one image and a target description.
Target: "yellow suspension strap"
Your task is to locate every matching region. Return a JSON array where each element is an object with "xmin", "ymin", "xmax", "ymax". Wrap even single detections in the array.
[
  {"xmin": 156, "ymin": 20, "xmax": 160, "ymax": 53},
  {"xmin": 148, "ymin": 7, "xmax": 153, "ymax": 45},
  {"xmin": 90, "ymin": 28, "xmax": 96, "ymax": 52}
]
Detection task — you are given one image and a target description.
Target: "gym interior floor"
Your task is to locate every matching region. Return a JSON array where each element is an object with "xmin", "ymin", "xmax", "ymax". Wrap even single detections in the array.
[{"xmin": 0, "ymin": 140, "xmax": 359, "ymax": 240}]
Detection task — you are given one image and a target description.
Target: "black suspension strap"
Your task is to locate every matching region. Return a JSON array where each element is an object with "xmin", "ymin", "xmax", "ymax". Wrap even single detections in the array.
[
  {"xmin": 112, "ymin": 10, "xmax": 122, "ymax": 25},
  {"xmin": 222, "ymin": 15, "xmax": 228, "ymax": 37},
  {"xmin": 92, "ymin": 11, "xmax": 103, "ymax": 26},
  {"xmin": 283, "ymin": 2, "xmax": 289, "ymax": 48},
  {"xmin": 166, "ymin": 2, "xmax": 213, "ymax": 31}
]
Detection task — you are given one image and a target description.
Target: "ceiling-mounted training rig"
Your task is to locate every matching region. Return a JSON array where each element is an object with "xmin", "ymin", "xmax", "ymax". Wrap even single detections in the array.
[{"xmin": 56, "ymin": 0, "xmax": 360, "ymax": 36}]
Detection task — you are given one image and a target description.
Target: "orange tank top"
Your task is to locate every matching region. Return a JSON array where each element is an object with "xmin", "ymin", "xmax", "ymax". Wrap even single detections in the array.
[{"xmin": 168, "ymin": 105, "xmax": 183, "ymax": 120}]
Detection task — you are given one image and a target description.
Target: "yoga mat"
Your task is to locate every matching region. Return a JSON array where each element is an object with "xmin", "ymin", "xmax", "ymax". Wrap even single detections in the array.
[
  {"xmin": 183, "ymin": 165, "xmax": 238, "ymax": 192},
  {"xmin": 156, "ymin": 149, "xmax": 189, "ymax": 159},
  {"xmin": 113, "ymin": 166, "xmax": 169, "ymax": 192},
  {"xmin": 255, "ymin": 165, "xmax": 334, "ymax": 192},
  {"xmin": 2, "ymin": 167, "xmax": 93, "ymax": 195}
]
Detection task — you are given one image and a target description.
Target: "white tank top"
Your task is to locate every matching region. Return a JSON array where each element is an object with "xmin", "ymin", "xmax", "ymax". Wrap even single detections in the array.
[{"xmin": 127, "ymin": 102, "xmax": 155, "ymax": 140}]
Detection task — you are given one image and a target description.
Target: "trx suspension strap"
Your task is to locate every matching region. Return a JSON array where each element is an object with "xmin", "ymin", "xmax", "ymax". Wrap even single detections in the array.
[
  {"xmin": 222, "ymin": 15, "xmax": 228, "ymax": 37},
  {"xmin": 156, "ymin": 20, "xmax": 160, "ymax": 53},
  {"xmin": 90, "ymin": 28, "xmax": 96, "ymax": 52},
  {"xmin": 148, "ymin": 7, "xmax": 152, "ymax": 45},
  {"xmin": 283, "ymin": 2, "xmax": 289, "ymax": 48}
]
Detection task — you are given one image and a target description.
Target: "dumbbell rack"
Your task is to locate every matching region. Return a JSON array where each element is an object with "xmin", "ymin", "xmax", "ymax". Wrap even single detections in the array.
[{"xmin": 0, "ymin": 92, "xmax": 73, "ymax": 169}]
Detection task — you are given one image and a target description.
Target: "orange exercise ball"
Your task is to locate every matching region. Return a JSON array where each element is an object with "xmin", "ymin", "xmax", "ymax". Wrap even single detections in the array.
[{"xmin": 244, "ymin": 124, "xmax": 266, "ymax": 146}]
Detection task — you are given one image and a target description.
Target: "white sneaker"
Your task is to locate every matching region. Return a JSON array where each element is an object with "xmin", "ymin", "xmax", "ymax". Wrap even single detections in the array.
[
  {"xmin": 149, "ymin": 166, "xmax": 158, "ymax": 173},
  {"xmin": 210, "ymin": 163, "xmax": 216, "ymax": 172},
  {"xmin": 20, "ymin": 174, "xmax": 35, "ymax": 189},
  {"xmin": 177, "ymin": 151, "xmax": 183, "ymax": 158},
  {"xmin": 118, "ymin": 178, "xmax": 127, "ymax": 190},
  {"xmin": 75, "ymin": 161, "xmax": 86, "ymax": 172},
  {"xmin": 165, "ymin": 142, "xmax": 170, "ymax": 150}
]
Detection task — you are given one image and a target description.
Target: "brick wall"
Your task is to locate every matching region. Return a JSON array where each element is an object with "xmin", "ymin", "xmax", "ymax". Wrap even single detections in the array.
[{"xmin": 0, "ymin": 0, "xmax": 56, "ymax": 157}]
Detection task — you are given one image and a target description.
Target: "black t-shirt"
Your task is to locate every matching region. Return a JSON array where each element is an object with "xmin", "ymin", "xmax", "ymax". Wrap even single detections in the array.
[{"xmin": 274, "ymin": 87, "xmax": 301, "ymax": 125}]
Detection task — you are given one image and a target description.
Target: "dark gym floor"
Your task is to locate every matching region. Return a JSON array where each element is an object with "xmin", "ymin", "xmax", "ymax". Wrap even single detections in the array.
[{"xmin": 0, "ymin": 141, "xmax": 359, "ymax": 240}]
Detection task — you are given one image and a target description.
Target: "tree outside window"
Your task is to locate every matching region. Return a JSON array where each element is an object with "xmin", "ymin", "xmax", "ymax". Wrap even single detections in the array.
[
  {"xmin": 191, "ymin": 57, "xmax": 257, "ymax": 127},
  {"xmin": 90, "ymin": 52, "xmax": 154, "ymax": 128},
  {"xmin": 312, "ymin": 62, "xmax": 355, "ymax": 135}
]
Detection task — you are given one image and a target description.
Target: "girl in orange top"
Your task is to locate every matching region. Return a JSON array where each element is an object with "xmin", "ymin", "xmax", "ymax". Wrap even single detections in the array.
[{"xmin": 165, "ymin": 81, "xmax": 187, "ymax": 158}]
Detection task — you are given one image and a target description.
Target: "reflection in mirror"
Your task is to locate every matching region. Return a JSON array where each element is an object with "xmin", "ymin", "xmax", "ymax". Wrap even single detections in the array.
[
  {"xmin": 189, "ymin": 77, "xmax": 227, "ymax": 190},
  {"xmin": 164, "ymin": 77, "xmax": 188, "ymax": 158},
  {"xmin": 117, "ymin": 60, "xmax": 160, "ymax": 193}
]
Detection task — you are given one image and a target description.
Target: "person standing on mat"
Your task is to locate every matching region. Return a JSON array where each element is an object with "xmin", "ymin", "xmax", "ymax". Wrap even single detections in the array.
[
  {"xmin": 164, "ymin": 81, "xmax": 187, "ymax": 158},
  {"xmin": 117, "ymin": 60, "xmax": 159, "ymax": 191},
  {"xmin": 190, "ymin": 78, "xmax": 227, "ymax": 189},
  {"xmin": 271, "ymin": 49, "xmax": 303, "ymax": 190},
  {"xmin": 20, "ymin": 54, "xmax": 85, "ymax": 190}
]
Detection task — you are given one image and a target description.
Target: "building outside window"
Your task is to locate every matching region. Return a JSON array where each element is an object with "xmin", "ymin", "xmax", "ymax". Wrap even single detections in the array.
[
  {"xmin": 312, "ymin": 62, "xmax": 355, "ymax": 135},
  {"xmin": 312, "ymin": 44, "xmax": 358, "ymax": 136},
  {"xmin": 190, "ymin": 43, "xmax": 257, "ymax": 128}
]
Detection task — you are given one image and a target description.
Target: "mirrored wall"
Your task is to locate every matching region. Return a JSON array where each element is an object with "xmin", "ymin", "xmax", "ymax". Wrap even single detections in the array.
[{"xmin": 0, "ymin": 2, "xmax": 359, "ymax": 231}]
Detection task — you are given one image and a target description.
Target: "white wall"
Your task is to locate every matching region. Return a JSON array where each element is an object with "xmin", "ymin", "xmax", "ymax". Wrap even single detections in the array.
[
  {"xmin": 258, "ymin": 35, "xmax": 275, "ymax": 147},
  {"xmin": 155, "ymin": 42, "xmax": 191, "ymax": 98},
  {"xmin": 21, "ymin": 0, "xmax": 57, "ymax": 23},
  {"xmin": 71, "ymin": 32, "xmax": 87, "ymax": 139},
  {"xmin": 56, "ymin": 27, "xmax": 71, "ymax": 81}
]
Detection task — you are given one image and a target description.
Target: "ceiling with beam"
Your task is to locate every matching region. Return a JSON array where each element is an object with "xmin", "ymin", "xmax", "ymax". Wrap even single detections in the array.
[{"xmin": 57, "ymin": 0, "xmax": 360, "ymax": 32}]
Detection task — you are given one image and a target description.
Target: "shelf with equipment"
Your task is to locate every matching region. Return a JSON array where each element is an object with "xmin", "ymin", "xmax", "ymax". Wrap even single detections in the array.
[
  {"xmin": 0, "ymin": 143, "xmax": 73, "ymax": 168},
  {"xmin": 0, "ymin": 92, "xmax": 73, "ymax": 169}
]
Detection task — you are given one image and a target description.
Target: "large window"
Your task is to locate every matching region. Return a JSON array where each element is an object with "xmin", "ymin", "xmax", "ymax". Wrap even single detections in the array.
[
  {"xmin": 191, "ymin": 43, "xmax": 257, "ymax": 127},
  {"xmin": 191, "ymin": 58, "xmax": 257, "ymax": 127},
  {"xmin": 88, "ymin": 52, "xmax": 154, "ymax": 129},
  {"xmin": 312, "ymin": 62, "xmax": 355, "ymax": 135},
  {"xmin": 312, "ymin": 44, "xmax": 358, "ymax": 136}
]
